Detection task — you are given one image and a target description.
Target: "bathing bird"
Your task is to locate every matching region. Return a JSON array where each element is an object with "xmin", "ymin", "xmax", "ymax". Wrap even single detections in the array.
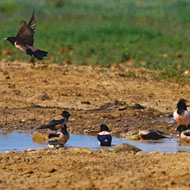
[
  {"xmin": 173, "ymin": 99, "xmax": 190, "ymax": 126},
  {"xmin": 137, "ymin": 130, "xmax": 167, "ymax": 140},
  {"xmin": 97, "ymin": 124, "xmax": 112, "ymax": 146},
  {"xmin": 129, "ymin": 130, "xmax": 167, "ymax": 140},
  {"xmin": 48, "ymin": 124, "xmax": 70, "ymax": 148},
  {"xmin": 176, "ymin": 125, "xmax": 190, "ymax": 143},
  {"xmin": 38, "ymin": 111, "xmax": 71, "ymax": 131},
  {"xmin": 4, "ymin": 12, "xmax": 48, "ymax": 62}
]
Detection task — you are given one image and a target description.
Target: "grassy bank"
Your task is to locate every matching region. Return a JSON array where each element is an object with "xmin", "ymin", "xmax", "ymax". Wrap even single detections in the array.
[{"xmin": 0, "ymin": 0, "xmax": 190, "ymax": 80}]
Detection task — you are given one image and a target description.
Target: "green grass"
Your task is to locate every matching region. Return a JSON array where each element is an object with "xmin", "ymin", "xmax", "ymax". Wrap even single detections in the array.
[{"xmin": 1, "ymin": 0, "xmax": 190, "ymax": 81}]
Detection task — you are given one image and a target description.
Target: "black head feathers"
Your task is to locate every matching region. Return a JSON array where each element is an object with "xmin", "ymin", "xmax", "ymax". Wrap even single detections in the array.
[
  {"xmin": 61, "ymin": 111, "xmax": 71, "ymax": 119},
  {"xmin": 177, "ymin": 99, "xmax": 187, "ymax": 114},
  {"xmin": 100, "ymin": 124, "xmax": 110, "ymax": 132}
]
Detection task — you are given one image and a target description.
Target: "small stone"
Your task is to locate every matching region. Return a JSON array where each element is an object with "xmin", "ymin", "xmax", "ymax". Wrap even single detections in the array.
[
  {"xmin": 71, "ymin": 147, "xmax": 93, "ymax": 154},
  {"xmin": 131, "ymin": 104, "xmax": 145, "ymax": 110},
  {"xmin": 5, "ymin": 151, "xmax": 15, "ymax": 154},
  {"xmin": 81, "ymin": 101, "xmax": 91, "ymax": 105},
  {"xmin": 26, "ymin": 149, "xmax": 35, "ymax": 152},
  {"xmin": 171, "ymin": 181, "xmax": 176, "ymax": 185},
  {"xmin": 148, "ymin": 151, "xmax": 159, "ymax": 155},
  {"xmin": 184, "ymin": 70, "xmax": 189, "ymax": 75},
  {"xmin": 135, "ymin": 151, "xmax": 144, "ymax": 156},
  {"xmin": 41, "ymin": 93, "xmax": 50, "ymax": 100},
  {"xmin": 49, "ymin": 168, "xmax": 56, "ymax": 173},
  {"xmin": 112, "ymin": 143, "xmax": 141, "ymax": 153}
]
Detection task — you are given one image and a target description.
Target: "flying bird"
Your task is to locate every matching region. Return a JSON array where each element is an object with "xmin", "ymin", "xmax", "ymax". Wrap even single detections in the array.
[
  {"xmin": 4, "ymin": 12, "xmax": 48, "ymax": 62},
  {"xmin": 38, "ymin": 111, "xmax": 71, "ymax": 131}
]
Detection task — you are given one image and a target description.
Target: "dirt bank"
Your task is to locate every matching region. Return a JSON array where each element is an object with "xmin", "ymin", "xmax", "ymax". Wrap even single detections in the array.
[
  {"xmin": 0, "ymin": 61, "xmax": 188, "ymax": 135},
  {"xmin": 1, "ymin": 145, "xmax": 190, "ymax": 190},
  {"xmin": 1, "ymin": 61, "xmax": 190, "ymax": 189}
]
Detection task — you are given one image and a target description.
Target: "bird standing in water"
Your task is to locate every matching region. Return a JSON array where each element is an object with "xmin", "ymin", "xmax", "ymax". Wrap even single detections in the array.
[
  {"xmin": 97, "ymin": 124, "xmax": 112, "ymax": 146},
  {"xmin": 38, "ymin": 111, "xmax": 71, "ymax": 131},
  {"xmin": 4, "ymin": 12, "xmax": 48, "ymax": 62},
  {"xmin": 48, "ymin": 124, "xmax": 70, "ymax": 148},
  {"xmin": 176, "ymin": 125, "xmax": 190, "ymax": 143},
  {"xmin": 173, "ymin": 99, "xmax": 190, "ymax": 126}
]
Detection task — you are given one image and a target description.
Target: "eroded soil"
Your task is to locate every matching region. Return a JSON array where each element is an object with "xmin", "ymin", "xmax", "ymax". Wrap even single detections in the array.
[
  {"xmin": 1, "ymin": 146, "xmax": 190, "ymax": 190},
  {"xmin": 1, "ymin": 61, "xmax": 190, "ymax": 189},
  {"xmin": 0, "ymin": 61, "xmax": 186, "ymax": 135}
]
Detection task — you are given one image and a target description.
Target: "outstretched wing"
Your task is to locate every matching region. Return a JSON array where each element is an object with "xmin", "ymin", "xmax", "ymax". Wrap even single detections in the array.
[
  {"xmin": 28, "ymin": 12, "xmax": 36, "ymax": 32},
  {"xmin": 16, "ymin": 12, "xmax": 36, "ymax": 46}
]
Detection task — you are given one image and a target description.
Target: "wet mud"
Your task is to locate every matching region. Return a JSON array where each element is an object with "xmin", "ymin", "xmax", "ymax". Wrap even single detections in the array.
[{"xmin": 1, "ymin": 62, "xmax": 190, "ymax": 189}]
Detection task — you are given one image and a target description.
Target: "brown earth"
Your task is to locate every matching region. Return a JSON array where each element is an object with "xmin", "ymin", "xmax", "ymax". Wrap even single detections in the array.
[
  {"xmin": 1, "ymin": 146, "xmax": 190, "ymax": 190},
  {"xmin": 0, "ymin": 61, "xmax": 187, "ymax": 135},
  {"xmin": 1, "ymin": 61, "xmax": 190, "ymax": 189}
]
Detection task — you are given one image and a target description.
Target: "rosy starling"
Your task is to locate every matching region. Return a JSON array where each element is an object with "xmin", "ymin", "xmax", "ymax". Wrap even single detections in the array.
[
  {"xmin": 4, "ymin": 12, "xmax": 48, "ymax": 62},
  {"xmin": 38, "ymin": 111, "xmax": 71, "ymax": 131},
  {"xmin": 48, "ymin": 124, "xmax": 70, "ymax": 148}
]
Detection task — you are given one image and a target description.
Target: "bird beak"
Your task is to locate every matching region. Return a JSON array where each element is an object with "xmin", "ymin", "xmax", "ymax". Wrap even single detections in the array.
[{"xmin": 3, "ymin": 38, "xmax": 7, "ymax": 40}]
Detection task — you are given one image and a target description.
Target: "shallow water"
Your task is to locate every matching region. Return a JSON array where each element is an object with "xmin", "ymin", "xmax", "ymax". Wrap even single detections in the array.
[
  {"xmin": 155, "ymin": 116, "xmax": 175, "ymax": 124},
  {"xmin": 0, "ymin": 132, "xmax": 46, "ymax": 152},
  {"xmin": 0, "ymin": 131, "xmax": 190, "ymax": 153},
  {"xmin": 70, "ymin": 134, "xmax": 190, "ymax": 153}
]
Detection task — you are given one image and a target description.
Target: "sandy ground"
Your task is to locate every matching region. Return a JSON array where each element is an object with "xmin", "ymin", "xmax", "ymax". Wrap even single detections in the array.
[
  {"xmin": 1, "ymin": 61, "xmax": 190, "ymax": 189},
  {"xmin": 1, "ymin": 146, "xmax": 190, "ymax": 190},
  {"xmin": 0, "ymin": 61, "xmax": 186, "ymax": 135}
]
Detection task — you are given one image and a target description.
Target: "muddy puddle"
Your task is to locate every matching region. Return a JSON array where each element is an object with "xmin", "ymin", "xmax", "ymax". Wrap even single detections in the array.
[
  {"xmin": 0, "ymin": 131, "xmax": 190, "ymax": 153},
  {"xmin": 0, "ymin": 131, "xmax": 46, "ymax": 152}
]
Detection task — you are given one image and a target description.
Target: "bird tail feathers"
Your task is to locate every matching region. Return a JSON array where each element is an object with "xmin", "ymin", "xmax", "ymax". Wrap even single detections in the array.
[{"xmin": 33, "ymin": 49, "xmax": 48, "ymax": 60}]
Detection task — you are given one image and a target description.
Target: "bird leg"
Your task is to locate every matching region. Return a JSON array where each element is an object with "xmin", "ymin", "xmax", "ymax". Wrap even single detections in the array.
[{"xmin": 30, "ymin": 56, "xmax": 35, "ymax": 64}]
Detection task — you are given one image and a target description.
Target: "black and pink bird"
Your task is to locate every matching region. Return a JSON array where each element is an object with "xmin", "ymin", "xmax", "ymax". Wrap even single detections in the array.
[{"xmin": 4, "ymin": 12, "xmax": 48, "ymax": 62}]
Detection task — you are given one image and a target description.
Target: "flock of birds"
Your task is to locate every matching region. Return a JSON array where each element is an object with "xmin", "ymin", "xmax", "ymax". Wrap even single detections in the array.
[
  {"xmin": 35, "ymin": 99, "xmax": 190, "ymax": 148},
  {"xmin": 37, "ymin": 111, "xmax": 112, "ymax": 148},
  {"xmin": 129, "ymin": 99, "xmax": 190, "ymax": 143},
  {"xmin": 3, "ymin": 13, "xmax": 190, "ymax": 147},
  {"xmin": 3, "ymin": 12, "xmax": 112, "ymax": 148}
]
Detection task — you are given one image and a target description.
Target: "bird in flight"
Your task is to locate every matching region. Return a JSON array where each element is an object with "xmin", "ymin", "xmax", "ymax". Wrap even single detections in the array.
[{"xmin": 4, "ymin": 12, "xmax": 48, "ymax": 62}]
